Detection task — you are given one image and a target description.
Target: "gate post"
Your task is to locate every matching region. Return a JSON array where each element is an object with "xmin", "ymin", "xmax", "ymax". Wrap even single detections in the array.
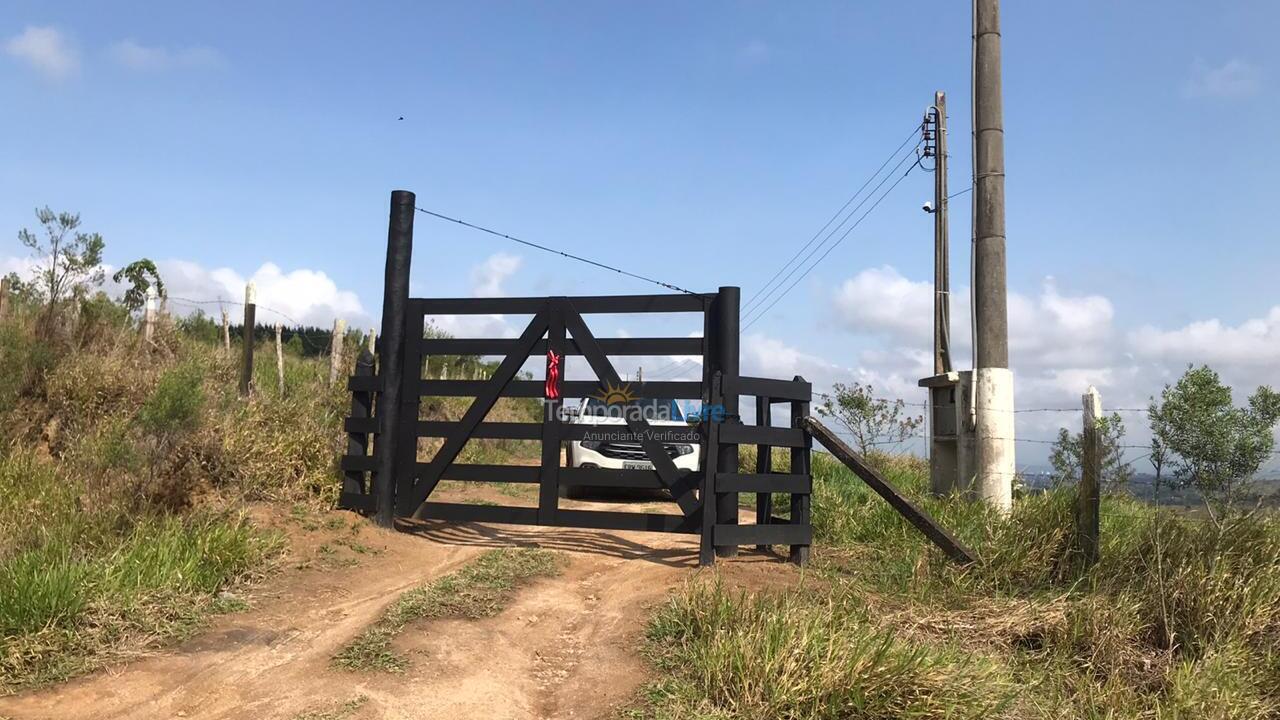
[
  {"xmin": 374, "ymin": 190, "xmax": 416, "ymax": 528},
  {"xmin": 711, "ymin": 286, "xmax": 740, "ymax": 557}
]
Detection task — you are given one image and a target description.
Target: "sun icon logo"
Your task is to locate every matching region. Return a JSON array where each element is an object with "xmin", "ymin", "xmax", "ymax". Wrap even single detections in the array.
[{"xmin": 592, "ymin": 380, "xmax": 636, "ymax": 406}]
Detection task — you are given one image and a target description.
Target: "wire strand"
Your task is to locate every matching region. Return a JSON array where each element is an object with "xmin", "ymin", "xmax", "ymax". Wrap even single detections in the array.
[
  {"xmin": 742, "ymin": 156, "xmax": 921, "ymax": 330},
  {"xmin": 741, "ymin": 123, "xmax": 924, "ymax": 315},
  {"xmin": 414, "ymin": 207, "xmax": 697, "ymax": 295}
]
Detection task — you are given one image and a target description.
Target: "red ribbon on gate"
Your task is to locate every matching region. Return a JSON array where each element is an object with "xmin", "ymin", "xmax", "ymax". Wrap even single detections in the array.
[{"xmin": 545, "ymin": 349, "xmax": 562, "ymax": 400}]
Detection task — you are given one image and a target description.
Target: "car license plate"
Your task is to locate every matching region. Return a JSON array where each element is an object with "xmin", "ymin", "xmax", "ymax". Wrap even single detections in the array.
[{"xmin": 623, "ymin": 461, "xmax": 654, "ymax": 470}]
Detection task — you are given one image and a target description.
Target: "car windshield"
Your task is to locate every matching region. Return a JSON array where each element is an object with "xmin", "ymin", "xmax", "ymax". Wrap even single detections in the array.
[{"xmin": 581, "ymin": 397, "xmax": 683, "ymax": 422}]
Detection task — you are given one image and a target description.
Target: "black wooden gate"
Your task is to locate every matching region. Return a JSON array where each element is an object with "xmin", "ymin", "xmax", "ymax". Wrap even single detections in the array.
[{"xmin": 339, "ymin": 191, "xmax": 812, "ymax": 565}]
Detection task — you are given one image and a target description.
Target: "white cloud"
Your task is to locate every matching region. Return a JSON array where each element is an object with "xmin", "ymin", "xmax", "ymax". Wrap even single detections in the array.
[
  {"xmin": 151, "ymin": 259, "xmax": 370, "ymax": 329},
  {"xmin": 1129, "ymin": 307, "xmax": 1280, "ymax": 372},
  {"xmin": 469, "ymin": 253, "xmax": 522, "ymax": 298},
  {"xmin": 108, "ymin": 39, "xmax": 224, "ymax": 71},
  {"xmin": 5, "ymin": 26, "xmax": 78, "ymax": 80},
  {"xmin": 1184, "ymin": 58, "xmax": 1262, "ymax": 99},
  {"xmin": 831, "ymin": 266, "xmax": 1114, "ymax": 373}
]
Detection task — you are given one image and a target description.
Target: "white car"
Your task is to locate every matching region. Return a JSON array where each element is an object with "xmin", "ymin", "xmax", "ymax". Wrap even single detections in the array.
[{"xmin": 562, "ymin": 397, "xmax": 701, "ymax": 498}]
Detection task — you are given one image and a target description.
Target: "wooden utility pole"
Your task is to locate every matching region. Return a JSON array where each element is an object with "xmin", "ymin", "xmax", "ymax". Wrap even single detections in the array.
[
  {"xmin": 931, "ymin": 91, "xmax": 952, "ymax": 375},
  {"xmin": 328, "ymin": 318, "xmax": 346, "ymax": 387},
  {"xmin": 239, "ymin": 282, "xmax": 256, "ymax": 398},
  {"xmin": 143, "ymin": 285, "xmax": 158, "ymax": 346},
  {"xmin": 221, "ymin": 308, "xmax": 231, "ymax": 355},
  {"xmin": 275, "ymin": 324, "xmax": 285, "ymax": 396},
  {"xmin": 1077, "ymin": 386, "xmax": 1102, "ymax": 568},
  {"xmin": 972, "ymin": 0, "xmax": 1015, "ymax": 512}
]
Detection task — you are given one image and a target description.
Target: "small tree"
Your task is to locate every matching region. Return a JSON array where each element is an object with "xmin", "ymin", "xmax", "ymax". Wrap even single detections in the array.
[
  {"xmin": 818, "ymin": 381, "xmax": 923, "ymax": 456},
  {"xmin": 1148, "ymin": 365, "xmax": 1280, "ymax": 520},
  {"xmin": 112, "ymin": 259, "xmax": 165, "ymax": 313},
  {"xmin": 1048, "ymin": 412, "xmax": 1134, "ymax": 489},
  {"xmin": 17, "ymin": 207, "xmax": 105, "ymax": 329}
]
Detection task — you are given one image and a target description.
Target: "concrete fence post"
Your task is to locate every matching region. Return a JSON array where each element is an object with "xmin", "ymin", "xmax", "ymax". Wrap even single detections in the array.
[
  {"xmin": 221, "ymin": 308, "xmax": 231, "ymax": 355},
  {"xmin": 143, "ymin": 285, "xmax": 158, "ymax": 346},
  {"xmin": 329, "ymin": 318, "xmax": 347, "ymax": 387},
  {"xmin": 275, "ymin": 323, "xmax": 285, "ymax": 396}
]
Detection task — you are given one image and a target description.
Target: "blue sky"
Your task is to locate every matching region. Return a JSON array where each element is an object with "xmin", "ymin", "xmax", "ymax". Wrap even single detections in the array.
[{"xmin": 3, "ymin": 2, "xmax": 1278, "ymax": 466}]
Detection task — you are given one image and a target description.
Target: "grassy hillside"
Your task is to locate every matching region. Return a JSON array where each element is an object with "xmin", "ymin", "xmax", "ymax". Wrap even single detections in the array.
[
  {"xmin": 0, "ymin": 293, "xmax": 548, "ymax": 693},
  {"xmin": 637, "ymin": 451, "xmax": 1280, "ymax": 719}
]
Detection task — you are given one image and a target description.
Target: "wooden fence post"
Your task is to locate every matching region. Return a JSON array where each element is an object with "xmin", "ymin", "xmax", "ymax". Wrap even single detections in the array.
[
  {"xmin": 0, "ymin": 276, "xmax": 8, "ymax": 321},
  {"xmin": 239, "ymin": 282, "xmax": 256, "ymax": 398},
  {"xmin": 712, "ymin": 286, "xmax": 741, "ymax": 558},
  {"xmin": 328, "ymin": 318, "xmax": 346, "ymax": 387},
  {"xmin": 275, "ymin": 324, "xmax": 285, "ymax": 396},
  {"xmin": 221, "ymin": 308, "xmax": 231, "ymax": 355},
  {"xmin": 1077, "ymin": 386, "xmax": 1102, "ymax": 568},
  {"xmin": 374, "ymin": 190, "xmax": 416, "ymax": 527},
  {"xmin": 143, "ymin": 285, "xmax": 158, "ymax": 346}
]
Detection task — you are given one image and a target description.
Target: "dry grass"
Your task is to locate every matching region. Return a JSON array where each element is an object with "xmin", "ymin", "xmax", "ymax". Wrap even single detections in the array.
[{"xmin": 634, "ymin": 451, "xmax": 1280, "ymax": 719}]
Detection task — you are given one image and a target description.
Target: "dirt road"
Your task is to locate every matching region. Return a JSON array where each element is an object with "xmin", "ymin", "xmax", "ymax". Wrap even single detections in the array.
[{"xmin": 0, "ymin": 488, "xmax": 785, "ymax": 720}]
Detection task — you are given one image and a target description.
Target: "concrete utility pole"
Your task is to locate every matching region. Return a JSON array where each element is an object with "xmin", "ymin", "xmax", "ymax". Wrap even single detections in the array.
[
  {"xmin": 931, "ymin": 91, "xmax": 952, "ymax": 376},
  {"xmin": 973, "ymin": 0, "xmax": 1015, "ymax": 511}
]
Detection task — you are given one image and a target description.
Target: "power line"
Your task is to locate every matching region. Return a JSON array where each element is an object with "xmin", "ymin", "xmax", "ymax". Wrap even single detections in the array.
[
  {"xmin": 414, "ymin": 207, "xmax": 697, "ymax": 295},
  {"xmin": 742, "ymin": 156, "xmax": 922, "ymax": 330},
  {"xmin": 741, "ymin": 123, "xmax": 924, "ymax": 316}
]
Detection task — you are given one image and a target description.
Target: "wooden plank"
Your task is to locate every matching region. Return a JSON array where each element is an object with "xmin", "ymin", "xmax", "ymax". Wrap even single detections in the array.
[
  {"xmin": 413, "ymin": 503, "xmax": 700, "ymax": 534},
  {"xmin": 417, "ymin": 294, "xmax": 709, "ymax": 315},
  {"xmin": 726, "ymin": 375, "xmax": 812, "ymax": 402},
  {"xmin": 340, "ymin": 455, "xmax": 378, "ymax": 472},
  {"xmin": 713, "ymin": 523, "xmax": 810, "ymax": 546},
  {"xmin": 403, "ymin": 311, "xmax": 551, "ymax": 514},
  {"xmin": 716, "ymin": 473, "xmax": 810, "ymax": 493},
  {"xmin": 348, "ymin": 375, "xmax": 382, "ymax": 392},
  {"xmin": 559, "ymin": 467, "xmax": 668, "ymax": 489},
  {"xmin": 562, "ymin": 305, "xmax": 699, "ymax": 516},
  {"xmin": 555, "ymin": 509, "xmax": 699, "ymax": 534},
  {"xmin": 790, "ymin": 388, "xmax": 812, "ymax": 566},
  {"xmin": 754, "ymin": 398, "xmax": 773, "ymax": 551},
  {"xmin": 417, "ymin": 380, "xmax": 703, "ymax": 400},
  {"xmin": 338, "ymin": 491, "xmax": 375, "ymax": 512},
  {"xmin": 418, "ymin": 464, "xmax": 542, "ymax": 483},
  {"xmin": 416, "ymin": 421, "xmax": 543, "ymax": 440},
  {"xmin": 802, "ymin": 416, "xmax": 977, "ymax": 565},
  {"xmin": 718, "ymin": 424, "xmax": 807, "ymax": 448},
  {"xmin": 344, "ymin": 417, "xmax": 379, "ymax": 434},
  {"xmin": 393, "ymin": 299, "xmax": 427, "ymax": 517},
  {"xmin": 417, "ymin": 502, "xmax": 540, "ymax": 525},
  {"xmin": 420, "ymin": 337, "xmax": 702, "ymax": 357},
  {"xmin": 539, "ymin": 304, "xmax": 566, "ymax": 525}
]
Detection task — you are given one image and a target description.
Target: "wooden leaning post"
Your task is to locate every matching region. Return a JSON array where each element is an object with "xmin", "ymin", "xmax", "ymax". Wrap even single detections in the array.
[
  {"xmin": 803, "ymin": 417, "xmax": 977, "ymax": 565},
  {"xmin": 337, "ymin": 189, "xmax": 816, "ymax": 566}
]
